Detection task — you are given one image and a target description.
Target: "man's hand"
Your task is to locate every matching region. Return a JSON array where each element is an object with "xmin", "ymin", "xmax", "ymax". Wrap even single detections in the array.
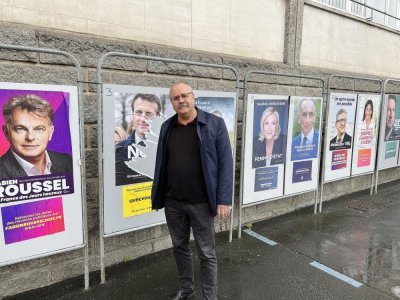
[{"xmin": 217, "ymin": 205, "xmax": 231, "ymax": 219}]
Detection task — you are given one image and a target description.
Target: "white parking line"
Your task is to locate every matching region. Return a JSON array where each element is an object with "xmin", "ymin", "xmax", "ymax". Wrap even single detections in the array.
[
  {"xmin": 310, "ymin": 261, "xmax": 363, "ymax": 288},
  {"xmin": 243, "ymin": 229, "xmax": 277, "ymax": 246}
]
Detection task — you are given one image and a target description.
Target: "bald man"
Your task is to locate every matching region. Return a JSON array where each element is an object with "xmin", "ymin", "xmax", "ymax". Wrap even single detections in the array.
[{"xmin": 151, "ymin": 83, "xmax": 233, "ymax": 300}]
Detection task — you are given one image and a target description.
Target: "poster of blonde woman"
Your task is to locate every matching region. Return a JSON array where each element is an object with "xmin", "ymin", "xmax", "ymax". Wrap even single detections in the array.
[{"xmin": 243, "ymin": 94, "xmax": 289, "ymax": 205}]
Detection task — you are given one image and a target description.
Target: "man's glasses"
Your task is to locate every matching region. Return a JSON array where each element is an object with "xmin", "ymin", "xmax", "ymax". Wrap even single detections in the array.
[
  {"xmin": 171, "ymin": 92, "xmax": 192, "ymax": 102},
  {"xmin": 336, "ymin": 118, "xmax": 347, "ymax": 124},
  {"xmin": 133, "ymin": 110, "xmax": 156, "ymax": 118}
]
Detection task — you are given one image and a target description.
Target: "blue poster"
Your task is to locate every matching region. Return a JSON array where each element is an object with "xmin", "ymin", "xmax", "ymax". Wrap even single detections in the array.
[
  {"xmin": 254, "ymin": 166, "xmax": 278, "ymax": 192},
  {"xmin": 290, "ymin": 98, "xmax": 321, "ymax": 161},
  {"xmin": 292, "ymin": 160, "xmax": 312, "ymax": 183}
]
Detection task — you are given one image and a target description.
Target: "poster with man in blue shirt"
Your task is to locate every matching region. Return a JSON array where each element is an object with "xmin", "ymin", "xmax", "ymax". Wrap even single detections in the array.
[{"xmin": 291, "ymin": 98, "xmax": 320, "ymax": 161}]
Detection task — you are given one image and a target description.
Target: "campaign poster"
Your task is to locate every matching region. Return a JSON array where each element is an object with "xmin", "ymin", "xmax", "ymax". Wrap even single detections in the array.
[
  {"xmin": 103, "ymin": 85, "xmax": 237, "ymax": 235},
  {"xmin": 323, "ymin": 93, "xmax": 357, "ymax": 182},
  {"xmin": 285, "ymin": 96, "xmax": 322, "ymax": 195},
  {"xmin": 243, "ymin": 95, "xmax": 289, "ymax": 205},
  {"xmin": 378, "ymin": 95, "xmax": 400, "ymax": 170},
  {"xmin": 0, "ymin": 83, "xmax": 83, "ymax": 266},
  {"xmin": 103, "ymin": 85, "xmax": 170, "ymax": 235},
  {"xmin": 351, "ymin": 94, "xmax": 380, "ymax": 176},
  {"xmin": 0, "ymin": 90, "xmax": 74, "ymax": 202}
]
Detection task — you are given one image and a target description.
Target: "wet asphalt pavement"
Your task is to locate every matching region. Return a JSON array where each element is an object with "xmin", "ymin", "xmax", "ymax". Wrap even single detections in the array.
[{"xmin": 7, "ymin": 180, "xmax": 400, "ymax": 300}]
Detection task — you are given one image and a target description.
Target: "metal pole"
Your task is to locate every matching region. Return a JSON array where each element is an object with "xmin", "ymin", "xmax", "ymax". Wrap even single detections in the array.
[
  {"xmin": 238, "ymin": 74, "xmax": 251, "ymax": 239},
  {"xmin": 370, "ymin": 80, "xmax": 385, "ymax": 195},
  {"xmin": 229, "ymin": 80, "xmax": 241, "ymax": 242},
  {"xmin": 315, "ymin": 81, "xmax": 328, "ymax": 214},
  {"xmin": 96, "ymin": 52, "xmax": 240, "ymax": 282},
  {"xmin": 96, "ymin": 56, "xmax": 106, "ymax": 284},
  {"xmin": 0, "ymin": 44, "xmax": 90, "ymax": 290}
]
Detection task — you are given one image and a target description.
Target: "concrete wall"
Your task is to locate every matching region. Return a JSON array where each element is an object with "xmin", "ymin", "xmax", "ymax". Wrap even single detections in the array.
[
  {"xmin": 3, "ymin": 0, "xmax": 400, "ymax": 78},
  {"xmin": 1, "ymin": 0, "xmax": 400, "ymax": 297},
  {"xmin": 0, "ymin": 0, "xmax": 286, "ymax": 62},
  {"xmin": 302, "ymin": 2, "xmax": 400, "ymax": 77}
]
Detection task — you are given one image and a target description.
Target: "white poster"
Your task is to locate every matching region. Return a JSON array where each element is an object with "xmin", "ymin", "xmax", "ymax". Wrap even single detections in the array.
[
  {"xmin": 378, "ymin": 94, "xmax": 400, "ymax": 170},
  {"xmin": 0, "ymin": 83, "xmax": 83, "ymax": 266},
  {"xmin": 285, "ymin": 96, "xmax": 322, "ymax": 195},
  {"xmin": 351, "ymin": 94, "xmax": 380, "ymax": 176},
  {"xmin": 103, "ymin": 85, "xmax": 236, "ymax": 235},
  {"xmin": 323, "ymin": 93, "xmax": 357, "ymax": 182},
  {"xmin": 243, "ymin": 94, "xmax": 289, "ymax": 205}
]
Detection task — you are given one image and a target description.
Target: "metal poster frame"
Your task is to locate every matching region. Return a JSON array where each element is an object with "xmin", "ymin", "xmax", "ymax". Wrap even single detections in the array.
[
  {"xmin": 0, "ymin": 44, "xmax": 89, "ymax": 289},
  {"xmin": 238, "ymin": 70, "xmax": 326, "ymax": 238},
  {"xmin": 96, "ymin": 52, "xmax": 240, "ymax": 283},
  {"xmin": 374, "ymin": 78, "xmax": 400, "ymax": 194},
  {"xmin": 320, "ymin": 75, "xmax": 383, "ymax": 212}
]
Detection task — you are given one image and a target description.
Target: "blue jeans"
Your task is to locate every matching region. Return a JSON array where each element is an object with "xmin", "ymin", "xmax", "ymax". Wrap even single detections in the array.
[{"xmin": 165, "ymin": 199, "xmax": 217, "ymax": 300}]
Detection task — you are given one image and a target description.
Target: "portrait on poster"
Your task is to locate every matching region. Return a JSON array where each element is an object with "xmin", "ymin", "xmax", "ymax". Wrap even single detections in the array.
[
  {"xmin": 252, "ymin": 99, "xmax": 288, "ymax": 169},
  {"xmin": 242, "ymin": 95, "xmax": 288, "ymax": 204},
  {"xmin": 0, "ymin": 90, "xmax": 74, "ymax": 203},
  {"xmin": 383, "ymin": 95, "xmax": 400, "ymax": 142},
  {"xmin": 114, "ymin": 92, "xmax": 170, "ymax": 187},
  {"xmin": 0, "ymin": 83, "xmax": 83, "ymax": 267},
  {"xmin": 324, "ymin": 93, "xmax": 357, "ymax": 182},
  {"xmin": 377, "ymin": 95, "xmax": 400, "ymax": 170},
  {"xmin": 284, "ymin": 96, "xmax": 322, "ymax": 195},
  {"xmin": 290, "ymin": 98, "xmax": 321, "ymax": 161},
  {"xmin": 328, "ymin": 94, "xmax": 356, "ymax": 152},
  {"xmin": 351, "ymin": 94, "xmax": 380, "ymax": 175}
]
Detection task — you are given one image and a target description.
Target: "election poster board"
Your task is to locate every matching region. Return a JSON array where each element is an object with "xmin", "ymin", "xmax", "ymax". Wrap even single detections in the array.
[
  {"xmin": 324, "ymin": 93, "xmax": 357, "ymax": 182},
  {"xmin": 103, "ymin": 85, "xmax": 236, "ymax": 235},
  {"xmin": 285, "ymin": 96, "xmax": 322, "ymax": 195},
  {"xmin": 0, "ymin": 83, "xmax": 83, "ymax": 266},
  {"xmin": 243, "ymin": 95, "xmax": 289, "ymax": 205},
  {"xmin": 351, "ymin": 94, "xmax": 381, "ymax": 176},
  {"xmin": 378, "ymin": 94, "xmax": 400, "ymax": 170}
]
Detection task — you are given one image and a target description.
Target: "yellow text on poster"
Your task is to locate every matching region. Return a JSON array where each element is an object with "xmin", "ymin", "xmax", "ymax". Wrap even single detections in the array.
[{"xmin": 122, "ymin": 182, "xmax": 153, "ymax": 218}]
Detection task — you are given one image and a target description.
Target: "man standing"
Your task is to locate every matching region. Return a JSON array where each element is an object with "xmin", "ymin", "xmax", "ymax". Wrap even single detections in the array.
[
  {"xmin": 115, "ymin": 93, "xmax": 161, "ymax": 186},
  {"xmin": 329, "ymin": 108, "xmax": 352, "ymax": 150},
  {"xmin": 0, "ymin": 94, "xmax": 72, "ymax": 179},
  {"xmin": 384, "ymin": 95, "xmax": 396, "ymax": 141},
  {"xmin": 291, "ymin": 99, "xmax": 319, "ymax": 160},
  {"xmin": 151, "ymin": 83, "xmax": 233, "ymax": 300}
]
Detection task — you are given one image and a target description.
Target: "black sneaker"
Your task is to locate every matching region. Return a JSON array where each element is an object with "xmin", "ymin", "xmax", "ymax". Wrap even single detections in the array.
[{"xmin": 170, "ymin": 289, "xmax": 195, "ymax": 300}]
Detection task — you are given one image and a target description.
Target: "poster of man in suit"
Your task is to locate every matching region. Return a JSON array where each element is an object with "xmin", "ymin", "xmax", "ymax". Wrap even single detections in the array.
[
  {"xmin": 0, "ymin": 83, "xmax": 83, "ymax": 266},
  {"xmin": 324, "ymin": 93, "xmax": 357, "ymax": 182},
  {"xmin": 0, "ymin": 89, "xmax": 74, "ymax": 203}
]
